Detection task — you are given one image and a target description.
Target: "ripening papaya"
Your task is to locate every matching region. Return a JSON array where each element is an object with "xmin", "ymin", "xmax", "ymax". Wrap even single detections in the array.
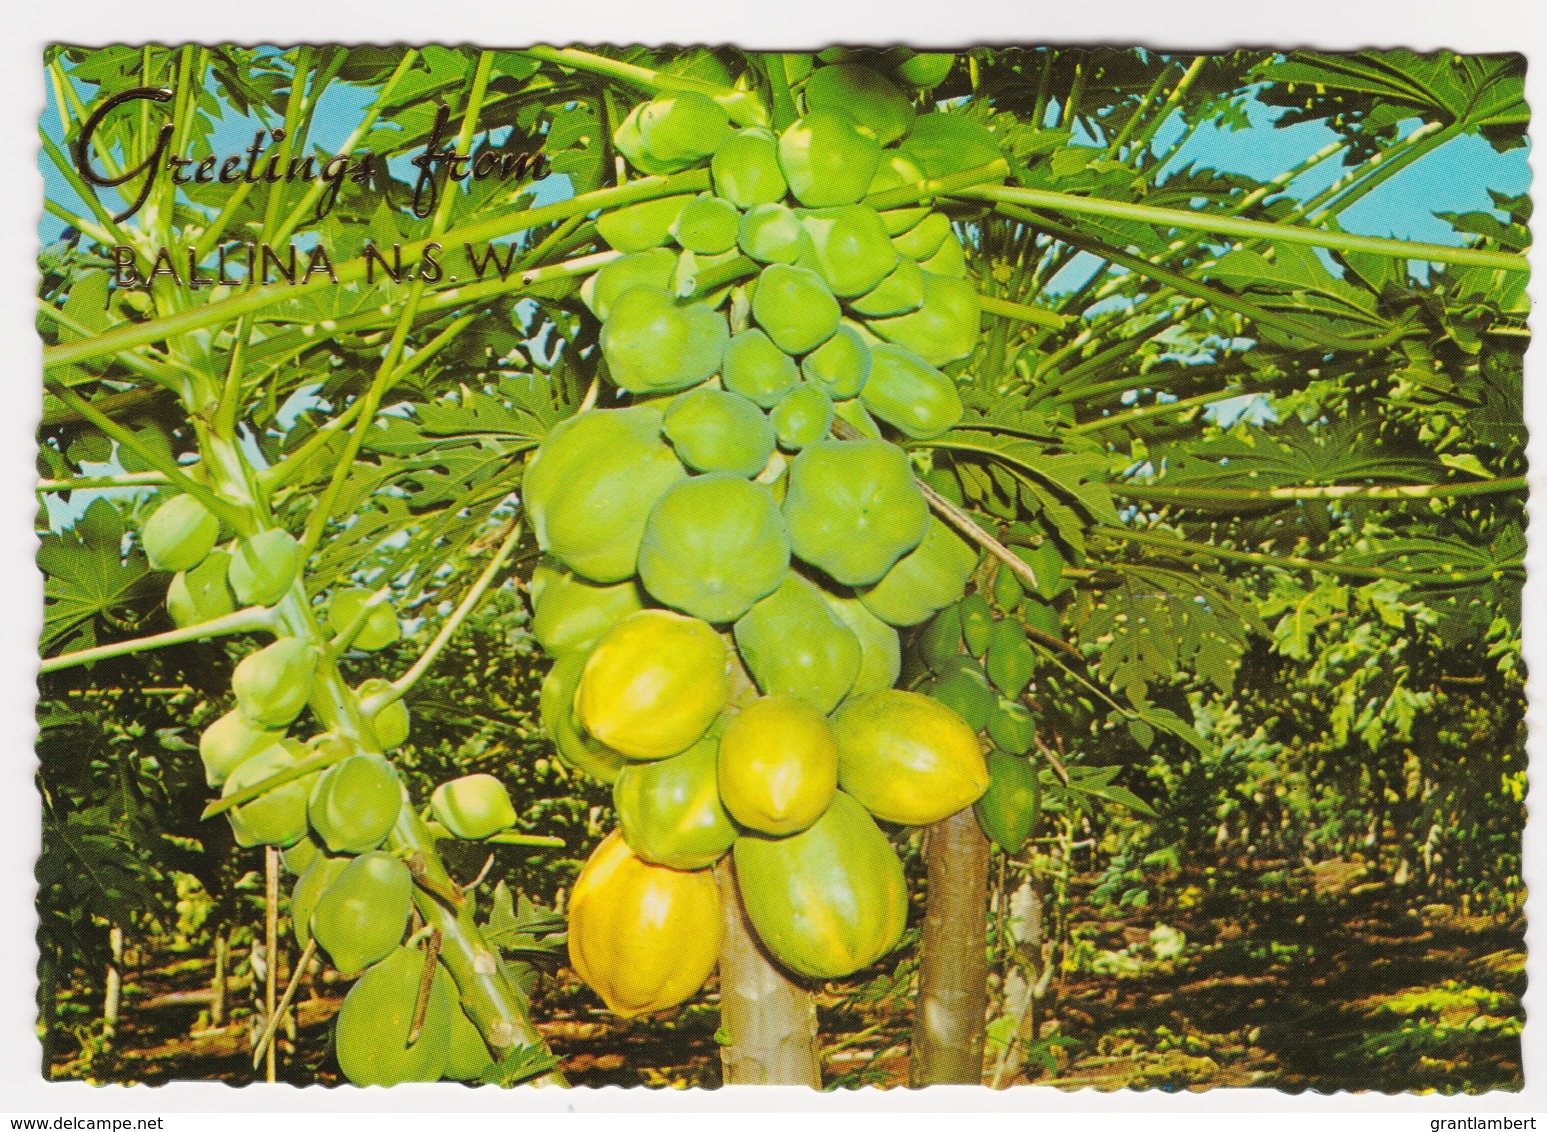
[
  {"xmin": 985, "ymin": 619, "xmax": 1037, "ymax": 698},
  {"xmin": 718, "ymin": 696, "xmax": 838, "ymax": 835},
  {"xmin": 601, "ymin": 287, "xmax": 728, "ymax": 394},
  {"xmin": 663, "ymin": 387, "xmax": 776, "ymax": 477},
  {"xmin": 778, "ymin": 112, "xmax": 882, "ymax": 208},
  {"xmin": 540, "ymin": 651, "xmax": 626, "ymax": 783},
  {"xmin": 327, "ymin": 588, "xmax": 400, "ymax": 651},
  {"xmin": 975, "ymin": 750, "xmax": 1040, "ymax": 853},
  {"xmin": 290, "ymin": 852, "xmax": 348, "ymax": 950},
  {"xmin": 782, "ymin": 438, "xmax": 929, "ymax": 587},
  {"xmin": 199, "ymin": 708, "xmax": 280, "ymax": 788},
  {"xmin": 596, "ymin": 194, "xmax": 693, "ymax": 253},
  {"xmin": 308, "ymin": 753, "xmax": 402, "ymax": 855},
  {"xmin": 738, "ymin": 203, "xmax": 813, "ymax": 265},
  {"xmin": 801, "ymin": 324, "xmax": 871, "ymax": 400},
  {"xmin": 866, "ymin": 152, "xmax": 931, "ymax": 236},
  {"xmin": 987, "ymin": 698, "xmax": 1036, "ymax": 755},
  {"xmin": 142, "ymin": 494, "xmax": 220, "ymax": 573},
  {"xmin": 959, "ymin": 592, "xmax": 995, "ymax": 657},
  {"xmin": 228, "ymin": 529, "xmax": 302, "ymax": 607},
  {"xmin": 334, "ymin": 945, "xmax": 453, "ymax": 1085},
  {"xmin": 711, "ymin": 127, "xmax": 787, "ymax": 209},
  {"xmin": 859, "ymin": 342, "xmax": 963, "ymax": 440},
  {"xmin": 232, "ymin": 637, "xmax": 317, "ymax": 729},
  {"xmin": 848, "ymin": 255, "xmax": 926, "ymax": 317},
  {"xmin": 733, "ymin": 791, "xmax": 907, "ymax": 979},
  {"xmin": 770, "ymin": 383, "xmax": 834, "ymax": 452},
  {"xmin": 834, "ymin": 689, "xmax": 988, "ymax": 825},
  {"xmin": 799, "ymin": 205, "xmax": 899, "ymax": 298},
  {"xmin": 897, "ymin": 113, "xmax": 1006, "ymax": 180},
  {"xmin": 567, "ymin": 830, "xmax": 721, "ymax": 1018},
  {"xmin": 820, "ymin": 591, "xmax": 902, "ymax": 697},
  {"xmin": 431, "ymin": 774, "xmax": 517, "ymax": 841},
  {"xmin": 918, "ymin": 604, "xmax": 964, "ymax": 671},
  {"xmin": 580, "ymin": 249, "xmax": 677, "ymax": 320},
  {"xmin": 311, "ymin": 850, "xmax": 413, "ymax": 976},
  {"xmin": 733, "ymin": 572, "xmax": 861, "ymax": 715},
  {"xmin": 222, "ymin": 741, "xmax": 315, "ymax": 848},
  {"xmin": 167, "ymin": 549, "xmax": 235, "ymax": 628},
  {"xmin": 445, "ymin": 1000, "xmax": 495, "ymax": 1082},
  {"xmin": 356, "ymin": 678, "xmax": 411, "ymax": 751},
  {"xmin": 859, "ymin": 516, "xmax": 977, "ymax": 626},
  {"xmin": 523, "ymin": 406, "xmax": 687, "ymax": 584},
  {"xmin": 671, "ymin": 195, "xmax": 741, "ymax": 255},
  {"xmin": 924, "ymin": 661, "xmax": 995, "ymax": 733},
  {"xmin": 804, "ymin": 63, "xmax": 915, "ymax": 146},
  {"xmin": 614, "ymin": 738, "xmax": 735, "ymax": 870},
  {"xmin": 528, "ymin": 558, "xmax": 645, "ymax": 657},
  {"xmin": 722, "ymin": 328, "xmax": 800, "ymax": 408},
  {"xmin": 751, "ymin": 264, "xmax": 841, "ymax": 355},
  {"xmin": 870, "ymin": 273, "xmax": 981, "ymax": 367},
  {"xmin": 578, "ymin": 610, "xmax": 728, "ymax": 761},
  {"xmin": 638, "ymin": 92, "xmax": 732, "ymax": 166}
]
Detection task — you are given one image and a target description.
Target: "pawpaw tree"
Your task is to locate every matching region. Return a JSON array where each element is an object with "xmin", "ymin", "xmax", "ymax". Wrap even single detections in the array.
[{"xmin": 37, "ymin": 43, "xmax": 1526, "ymax": 1087}]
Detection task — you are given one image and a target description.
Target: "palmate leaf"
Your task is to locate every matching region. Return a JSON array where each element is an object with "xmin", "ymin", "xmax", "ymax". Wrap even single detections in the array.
[{"xmin": 36, "ymin": 498, "xmax": 161, "ymax": 655}]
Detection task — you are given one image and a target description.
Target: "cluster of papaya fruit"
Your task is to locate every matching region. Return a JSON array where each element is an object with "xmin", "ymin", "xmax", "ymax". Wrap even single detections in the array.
[{"xmin": 140, "ymin": 493, "xmax": 518, "ymax": 1084}]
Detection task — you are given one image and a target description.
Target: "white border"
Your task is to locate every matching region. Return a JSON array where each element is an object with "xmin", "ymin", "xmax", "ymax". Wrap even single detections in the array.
[{"xmin": 1, "ymin": 0, "xmax": 1541, "ymax": 1117}]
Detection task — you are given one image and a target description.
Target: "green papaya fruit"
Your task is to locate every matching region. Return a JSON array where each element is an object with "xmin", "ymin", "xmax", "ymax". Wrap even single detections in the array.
[
  {"xmin": 614, "ymin": 103, "xmax": 687, "ymax": 176},
  {"xmin": 167, "ymin": 549, "xmax": 235, "ymax": 628},
  {"xmin": 711, "ymin": 127, "xmax": 787, "ymax": 209},
  {"xmin": 580, "ymin": 249, "xmax": 677, "ymax": 320},
  {"xmin": 832, "ymin": 396, "xmax": 882, "ymax": 439},
  {"xmin": 334, "ymin": 946, "xmax": 452, "ymax": 1085},
  {"xmin": 445, "ymin": 999, "xmax": 495, "ymax": 1082},
  {"xmin": 865, "ymin": 153, "xmax": 931, "ymax": 235},
  {"xmin": 894, "ymin": 52, "xmax": 956, "ymax": 89},
  {"xmin": 959, "ymin": 593, "xmax": 995, "ymax": 657},
  {"xmin": 738, "ymin": 203, "xmax": 813, "ymax": 265},
  {"xmin": 847, "ymin": 255, "xmax": 926, "ymax": 317},
  {"xmin": 858, "ymin": 342, "xmax": 964, "ymax": 440},
  {"xmin": 858, "ymin": 516, "xmax": 977, "ymax": 627},
  {"xmin": 290, "ymin": 852, "xmax": 348, "ymax": 949},
  {"xmin": 601, "ymin": 286, "xmax": 728, "ymax": 394},
  {"xmin": 229, "ymin": 529, "xmax": 302, "ymax": 606},
  {"xmin": 311, "ymin": 850, "xmax": 413, "ymax": 976},
  {"xmin": 282, "ymin": 834, "xmax": 322, "ymax": 877},
  {"xmin": 870, "ymin": 272, "xmax": 981, "ymax": 367},
  {"xmin": 1021, "ymin": 594, "xmax": 1062, "ymax": 639},
  {"xmin": 638, "ymin": 474, "xmax": 790, "ymax": 623},
  {"xmin": 199, "ymin": 708, "xmax": 280, "ymax": 788},
  {"xmin": 308, "ymin": 753, "xmax": 402, "ymax": 855},
  {"xmin": 801, "ymin": 324, "xmax": 871, "ymax": 400},
  {"xmin": 751, "ymin": 264, "xmax": 840, "ymax": 355},
  {"xmin": 539, "ymin": 651, "xmax": 626, "ymax": 783},
  {"xmin": 924, "ymin": 664, "xmax": 995, "ymax": 733},
  {"xmin": 891, "ymin": 210, "xmax": 953, "ymax": 260},
  {"xmin": 987, "ymin": 698, "xmax": 1035, "ymax": 755},
  {"xmin": 664, "ymin": 387, "xmax": 776, "ymax": 477},
  {"xmin": 985, "ymin": 620, "xmax": 1037, "ymax": 697},
  {"xmin": 142, "ymin": 494, "xmax": 220, "ymax": 573},
  {"xmin": 523, "ymin": 406, "xmax": 687, "ymax": 583},
  {"xmin": 327, "ymin": 588, "xmax": 400, "ymax": 651},
  {"xmin": 799, "ymin": 206, "xmax": 898, "ymax": 298},
  {"xmin": 528, "ymin": 558, "xmax": 645, "ymax": 657},
  {"xmin": 897, "ymin": 113, "xmax": 1006, "ymax": 180},
  {"xmin": 614, "ymin": 738, "xmax": 735, "ymax": 869},
  {"xmin": 917, "ymin": 604, "xmax": 964, "ymax": 671},
  {"xmin": 820, "ymin": 590, "xmax": 901, "ymax": 697},
  {"xmin": 770, "ymin": 383, "xmax": 834, "ymax": 452},
  {"xmin": 431, "ymin": 773, "xmax": 517, "ymax": 841},
  {"xmin": 734, "ymin": 572, "xmax": 861, "ymax": 715},
  {"xmin": 671, "ymin": 195, "xmax": 741, "ymax": 255},
  {"xmin": 232, "ymin": 637, "xmax": 317, "ymax": 729},
  {"xmin": 804, "ymin": 64, "xmax": 915, "ymax": 146},
  {"xmin": 722, "ymin": 328, "xmax": 800, "ymax": 408},
  {"xmin": 974, "ymin": 750, "xmax": 1040, "ymax": 853},
  {"xmin": 778, "ymin": 112, "xmax": 882, "ymax": 208},
  {"xmin": 920, "ymin": 230, "xmax": 967, "ymax": 278},
  {"xmin": 596, "ymin": 195, "xmax": 693, "ymax": 253},
  {"xmin": 639, "ymin": 92, "xmax": 731, "ymax": 165},
  {"xmin": 782, "ymin": 438, "xmax": 929, "ymax": 587},
  {"xmin": 733, "ymin": 791, "xmax": 907, "ymax": 979},
  {"xmin": 357, "ymin": 678, "xmax": 411, "ymax": 750},
  {"xmin": 223, "ymin": 741, "xmax": 315, "ymax": 848},
  {"xmin": 993, "ymin": 562, "xmax": 1023, "ymax": 613}
]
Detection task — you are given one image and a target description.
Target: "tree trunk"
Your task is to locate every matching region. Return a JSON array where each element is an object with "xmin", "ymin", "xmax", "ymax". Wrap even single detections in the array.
[
  {"xmin": 713, "ymin": 858, "xmax": 821, "ymax": 1087},
  {"xmin": 910, "ymin": 806, "xmax": 991, "ymax": 1086}
]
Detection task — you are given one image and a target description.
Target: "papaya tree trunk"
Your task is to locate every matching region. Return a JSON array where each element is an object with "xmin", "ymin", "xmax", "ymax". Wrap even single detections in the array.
[
  {"xmin": 713, "ymin": 858, "xmax": 821, "ymax": 1087},
  {"xmin": 910, "ymin": 806, "xmax": 990, "ymax": 1086}
]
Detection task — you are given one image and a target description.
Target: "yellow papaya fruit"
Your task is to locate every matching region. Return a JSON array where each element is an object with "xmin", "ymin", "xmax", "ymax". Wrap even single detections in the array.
[
  {"xmin": 232, "ymin": 637, "xmax": 317, "ymax": 729},
  {"xmin": 142, "ymin": 494, "xmax": 219, "ymax": 573},
  {"xmin": 228, "ymin": 529, "xmax": 302, "ymax": 606},
  {"xmin": 308, "ymin": 753, "xmax": 402, "ymax": 855},
  {"xmin": 833, "ymin": 689, "xmax": 988, "ymax": 825},
  {"xmin": 431, "ymin": 773, "xmax": 517, "ymax": 841},
  {"xmin": 334, "ymin": 946, "xmax": 453, "ymax": 1085},
  {"xmin": 199, "ymin": 708, "xmax": 280, "ymax": 788},
  {"xmin": 718, "ymin": 696, "xmax": 838, "ymax": 835},
  {"xmin": 577, "ymin": 610, "xmax": 728, "ymax": 760},
  {"xmin": 311, "ymin": 850, "xmax": 413, "ymax": 975},
  {"xmin": 222, "ymin": 741, "xmax": 315, "ymax": 848},
  {"xmin": 539, "ymin": 651, "xmax": 627, "ymax": 783},
  {"xmin": 567, "ymin": 830, "xmax": 721, "ymax": 1018}
]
